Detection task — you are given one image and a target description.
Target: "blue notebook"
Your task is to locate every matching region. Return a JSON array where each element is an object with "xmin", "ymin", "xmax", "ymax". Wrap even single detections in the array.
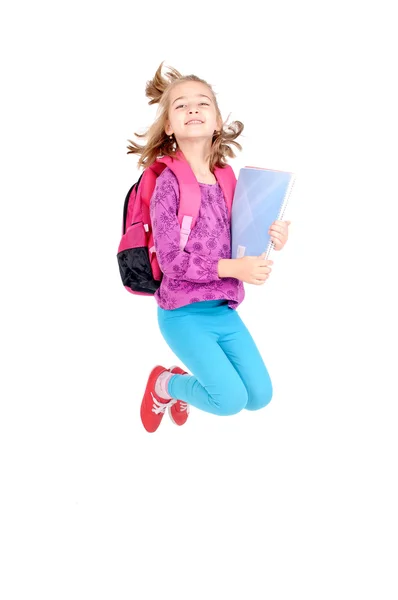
[{"xmin": 231, "ymin": 166, "xmax": 295, "ymax": 259}]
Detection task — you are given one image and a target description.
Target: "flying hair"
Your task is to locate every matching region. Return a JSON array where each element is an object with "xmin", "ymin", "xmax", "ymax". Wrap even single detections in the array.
[{"xmin": 127, "ymin": 61, "xmax": 244, "ymax": 172}]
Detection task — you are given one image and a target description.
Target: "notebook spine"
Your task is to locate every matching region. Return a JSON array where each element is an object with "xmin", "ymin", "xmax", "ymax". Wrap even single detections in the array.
[{"xmin": 266, "ymin": 175, "xmax": 296, "ymax": 258}]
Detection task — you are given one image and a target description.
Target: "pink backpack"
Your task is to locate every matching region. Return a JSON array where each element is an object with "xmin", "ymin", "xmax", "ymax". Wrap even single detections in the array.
[{"xmin": 117, "ymin": 149, "xmax": 237, "ymax": 296}]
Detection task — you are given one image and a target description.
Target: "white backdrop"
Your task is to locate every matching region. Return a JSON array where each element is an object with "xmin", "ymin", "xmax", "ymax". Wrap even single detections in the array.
[{"xmin": 1, "ymin": 1, "xmax": 397, "ymax": 598}]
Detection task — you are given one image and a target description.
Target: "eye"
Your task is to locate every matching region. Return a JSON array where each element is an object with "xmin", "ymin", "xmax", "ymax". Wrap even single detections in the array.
[{"xmin": 176, "ymin": 102, "xmax": 210, "ymax": 109}]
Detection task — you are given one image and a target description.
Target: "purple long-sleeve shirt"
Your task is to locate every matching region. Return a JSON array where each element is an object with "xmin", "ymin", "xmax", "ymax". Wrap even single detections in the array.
[{"xmin": 150, "ymin": 166, "xmax": 245, "ymax": 311}]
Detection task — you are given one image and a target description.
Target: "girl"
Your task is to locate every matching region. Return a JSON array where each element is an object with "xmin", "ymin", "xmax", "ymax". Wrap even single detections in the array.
[{"xmin": 127, "ymin": 62, "xmax": 290, "ymax": 433}]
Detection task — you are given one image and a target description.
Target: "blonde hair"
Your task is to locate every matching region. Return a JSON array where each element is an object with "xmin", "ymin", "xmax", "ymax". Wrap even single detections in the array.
[{"xmin": 127, "ymin": 61, "xmax": 244, "ymax": 172}]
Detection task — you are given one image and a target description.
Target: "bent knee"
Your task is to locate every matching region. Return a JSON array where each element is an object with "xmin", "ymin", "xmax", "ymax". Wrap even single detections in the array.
[
  {"xmin": 215, "ymin": 387, "xmax": 249, "ymax": 416},
  {"xmin": 245, "ymin": 385, "xmax": 273, "ymax": 411}
]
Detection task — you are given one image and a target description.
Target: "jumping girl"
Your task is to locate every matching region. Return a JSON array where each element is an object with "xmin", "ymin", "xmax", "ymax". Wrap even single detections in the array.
[{"xmin": 127, "ymin": 62, "xmax": 290, "ymax": 433}]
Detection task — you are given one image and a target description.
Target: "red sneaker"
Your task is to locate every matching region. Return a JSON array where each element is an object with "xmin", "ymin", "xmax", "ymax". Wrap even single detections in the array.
[
  {"xmin": 168, "ymin": 365, "xmax": 190, "ymax": 426},
  {"xmin": 140, "ymin": 365, "xmax": 176, "ymax": 433}
]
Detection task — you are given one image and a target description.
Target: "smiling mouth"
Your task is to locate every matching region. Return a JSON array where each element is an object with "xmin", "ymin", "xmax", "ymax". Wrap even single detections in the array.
[{"xmin": 186, "ymin": 120, "xmax": 204, "ymax": 125}]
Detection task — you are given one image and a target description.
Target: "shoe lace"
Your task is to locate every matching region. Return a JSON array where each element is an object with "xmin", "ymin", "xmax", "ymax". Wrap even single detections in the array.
[
  {"xmin": 177, "ymin": 401, "xmax": 189, "ymax": 412},
  {"xmin": 152, "ymin": 397, "xmax": 176, "ymax": 415}
]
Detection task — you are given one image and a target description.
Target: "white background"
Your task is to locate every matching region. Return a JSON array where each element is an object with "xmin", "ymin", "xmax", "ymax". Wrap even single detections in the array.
[{"xmin": 1, "ymin": 1, "xmax": 397, "ymax": 598}]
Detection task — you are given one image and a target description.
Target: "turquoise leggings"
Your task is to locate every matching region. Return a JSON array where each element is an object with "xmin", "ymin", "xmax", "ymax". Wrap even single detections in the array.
[{"xmin": 157, "ymin": 299, "xmax": 273, "ymax": 416}]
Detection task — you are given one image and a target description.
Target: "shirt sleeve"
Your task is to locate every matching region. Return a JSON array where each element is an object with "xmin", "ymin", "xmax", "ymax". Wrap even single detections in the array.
[{"xmin": 149, "ymin": 168, "xmax": 221, "ymax": 283}]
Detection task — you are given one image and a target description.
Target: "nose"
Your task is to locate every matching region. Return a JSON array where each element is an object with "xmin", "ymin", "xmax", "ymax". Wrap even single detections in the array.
[{"xmin": 188, "ymin": 107, "xmax": 199, "ymax": 114}]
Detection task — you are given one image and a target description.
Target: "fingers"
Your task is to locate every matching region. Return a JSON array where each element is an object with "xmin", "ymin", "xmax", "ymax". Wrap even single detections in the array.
[
  {"xmin": 269, "ymin": 221, "xmax": 290, "ymax": 235},
  {"xmin": 259, "ymin": 264, "xmax": 273, "ymax": 272},
  {"xmin": 254, "ymin": 272, "xmax": 271, "ymax": 284},
  {"xmin": 276, "ymin": 219, "xmax": 291, "ymax": 226},
  {"xmin": 270, "ymin": 232, "xmax": 283, "ymax": 242}
]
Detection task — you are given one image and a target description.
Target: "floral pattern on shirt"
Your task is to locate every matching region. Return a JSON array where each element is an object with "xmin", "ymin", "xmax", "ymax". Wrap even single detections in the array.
[{"xmin": 150, "ymin": 167, "xmax": 245, "ymax": 311}]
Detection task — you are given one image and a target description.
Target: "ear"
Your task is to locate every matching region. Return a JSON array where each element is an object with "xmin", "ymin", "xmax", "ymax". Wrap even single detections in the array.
[{"xmin": 165, "ymin": 121, "xmax": 172, "ymax": 136}]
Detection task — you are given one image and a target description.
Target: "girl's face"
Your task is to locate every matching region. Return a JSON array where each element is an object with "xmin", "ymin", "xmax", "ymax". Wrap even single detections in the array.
[{"xmin": 165, "ymin": 81, "xmax": 220, "ymax": 144}]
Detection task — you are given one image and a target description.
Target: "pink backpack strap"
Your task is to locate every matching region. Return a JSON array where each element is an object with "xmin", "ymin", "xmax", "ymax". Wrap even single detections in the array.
[
  {"xmin": 157, "ymin": 150, "xmax": 201, "ymax": 251},
  {"xmin": 214, "ymin": 163, "xmax": 237, "ymax": 216}
]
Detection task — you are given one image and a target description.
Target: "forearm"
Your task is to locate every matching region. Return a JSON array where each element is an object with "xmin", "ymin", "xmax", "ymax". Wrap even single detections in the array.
[
  {"xmin": 158, "ymin": 247, "xmax": 221, "ymax": 283},
  {"xmin": 217, "ymin": 258, "xmax": 237, "ymax": 279}
]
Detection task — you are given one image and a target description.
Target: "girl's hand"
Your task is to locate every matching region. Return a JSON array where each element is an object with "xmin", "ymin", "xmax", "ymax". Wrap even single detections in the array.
[
  {"xmin": 268, "ymin": 220, "xmax": 291, "ymax": 251},
  {"xmin": 232, "ymin": 253, "xmax": 273, "ymax": 285}
]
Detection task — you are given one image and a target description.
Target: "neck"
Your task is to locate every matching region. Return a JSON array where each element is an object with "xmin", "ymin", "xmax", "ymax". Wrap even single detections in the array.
[{"xmin": 175, "ymin": 138, "xmax": 213, "ymax": 175}]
